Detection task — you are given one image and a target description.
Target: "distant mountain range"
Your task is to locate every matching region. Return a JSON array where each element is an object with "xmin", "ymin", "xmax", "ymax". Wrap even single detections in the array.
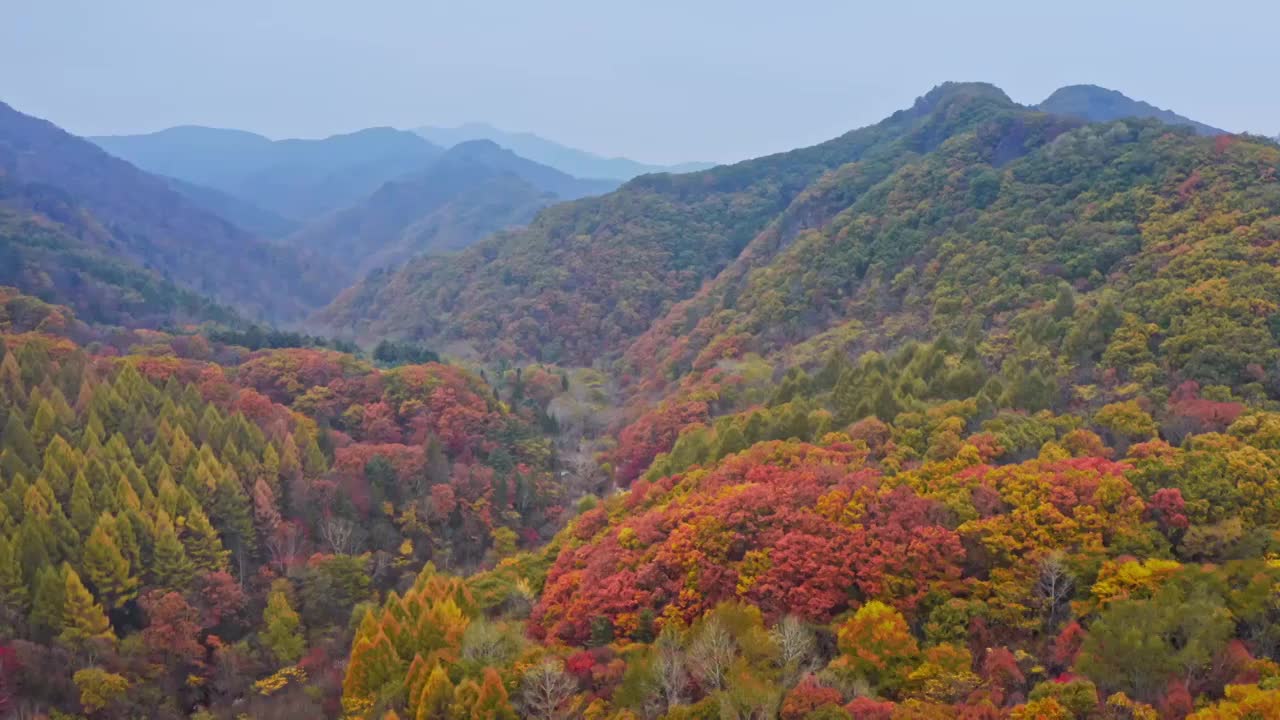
[
  {"xmin": 317, "ymin": 82, "xmax": 1251, "ymax": 363},
  {"xmin": 91, "ymin": 125, "xmax": 444, "ymax": 223},
  {"xmin": 414, "ymin": 122, "xmax": 716, "ymax": 180},
  {"xmin": 0, "ymin": 102, "xmax": 341, "ymax": 323},
  {"xmin": 282, "ymin": 139, "xmax": 620, "ymax": 282},
  {"xmin": 1037, "ymin": 84, "xmax": 1226, "ymax": 135}
]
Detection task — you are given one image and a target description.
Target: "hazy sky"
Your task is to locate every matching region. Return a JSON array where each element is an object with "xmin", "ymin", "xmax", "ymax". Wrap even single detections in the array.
[{"xmin": 3, "ymin": 1, "xmax": 1276, "ymax": 164}]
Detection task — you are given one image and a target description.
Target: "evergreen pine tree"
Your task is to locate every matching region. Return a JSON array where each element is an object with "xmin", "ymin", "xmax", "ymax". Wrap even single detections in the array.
[
  {"xmin": 15, "ymin": 515, "xmax": 53, "ymax": 585},
  {"xmin": 151, "ymin": 511, "xmax": 195, "ymax": 592},
  {"xmin": 210, "ymin": 470, "xmax": 257, "ymax": 563},
  {"xmin": 69, "ymin": 470, "xmax": 97, "ymax": 536},
  {"xmin": 2, "ymin": 413, "xmax": 38, "ymax": 470},
  {"xmin": 302, "ymin": 432, "xmax": 328, "ymax": 478},
  {"xmin": 182, "ymin": 506, "xmax": 230, "ymax": 573},
  {"xmin": 0, "ymin": 535, "xmax": 30, "ymax": 618},
  {"xmin": 263, "ymin": 580, "xmax": 305, "ymax": 665},
  {"xmin": 29, "ymin": 564, "xmax": 66, "ymax": 639},
  {"xmin": 83, "ymin": 516, "xmax": 138, "ymax": 610},
  {"xmin": 114, "ymin": 511, "xmax": 144, "ymax": 570},
  {"xmin": 471, "ymin": 668, "xmax": 517, "ymax": 720},
  {"xmin": 59, "ymin": 564, "xmax": 113, "ymax": 647},
  {"xmin": 417, "ymin": 664, "xmax": 454, "ymax": 720},
  {"xmin": 30, "ymin": 398, "xmax": 59, "ymax": 449}
]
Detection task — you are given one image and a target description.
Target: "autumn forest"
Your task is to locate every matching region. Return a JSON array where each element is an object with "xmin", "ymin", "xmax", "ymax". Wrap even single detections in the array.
[{"xmin": 2, "ymin": 74, "xmax": 1280, "ymax": 720}]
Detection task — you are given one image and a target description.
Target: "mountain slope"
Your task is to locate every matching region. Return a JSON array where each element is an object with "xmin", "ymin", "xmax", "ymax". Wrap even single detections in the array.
[
  {"xmin": 0, "ymin": 101, "xmax": 341, "ymax": 322},
  {"xmin": 163, "ymin": 175, "xmax": 299, "ymax": 238},
  {"xmin": 320, "ymin": 83, "xmax": 1032, "ymax": 360},
  {"xmin": 92, "ymin": 125, "xmax": 444, "ymax": 223},
  {"xmin": 1038, "ymin": 84, "xmax": 1225, "ymax": 135},
  {"xmin": 283, "ymin": 140, "xmax": 619, "ymax": 281},
  {"xmin": 0, "ymin": 180, "xmax": 239, "ymax": 327},
  {"xmin": 337, "ymin": 86, "xmax": 1280, "ymax": 720},
  {"xmin": 415, "ymin": 121, "xmax": 715, "ymax": 180}
]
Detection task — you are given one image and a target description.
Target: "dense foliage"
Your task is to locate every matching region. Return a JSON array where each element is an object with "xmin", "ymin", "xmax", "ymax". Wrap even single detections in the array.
[
  {"xmin": 0, "ymin": 293, "xmax": 565, "ymax": 718},
  {"xmin": 282, "ymin": 140, "xmax": 617, "ymax": 283},
  {"xmin": 8, "ymin": 80, "xmax": 1280, "ymax": 720},
  {"xmin": 319, "ymin": 84, "xmax": 1026, "ymax": 362},
  {"xmin": 0, "ymin": 101, "xmax": 342, "ymax": 322},
  {"xmin": 333, "ymin": 86, "xmax": 1280, "ymax": 720}
]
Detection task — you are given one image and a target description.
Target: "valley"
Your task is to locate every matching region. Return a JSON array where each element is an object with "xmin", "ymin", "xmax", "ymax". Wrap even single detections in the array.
[{"xmin": 2, "ymin": 77, "xmax": 1280, "ymax": 720}]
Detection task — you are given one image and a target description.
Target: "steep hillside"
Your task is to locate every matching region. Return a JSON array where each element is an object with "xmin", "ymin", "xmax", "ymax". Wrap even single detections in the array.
[
  {"xmin": 321, "ymin": 83, "xmax": 1027, "ymax": 359},
  {"xmin": 1038, "ymin": 84, "xmax": 1225, "ymax": 135},
  {"xmin": 283, "ymin": 140, "xmax": 619, "ymax": 280},
  {"xmin": 0, "ymin": 288, "xmax": 567, "ymax": 718},
  {"xmin": 0, "ymin": 102, "xmax": 339, "ymax": 322},
  {"xmin": 92, "ymin": 125, "xmax": 443, "ymax": 223},
  {"xmin": 415, "ymin": 121, "xmax": 714, "ymax": 179},
  {"xmin": 0, "ymin": 195, "xmax": 237, "ymax": 328},
  {"xmin": 336, "ymin": 89, "xmax": 1280, "ymax": 720},
  {"xmin": 162, "ymin": 176, "xmax": 299, "ymax": 238}
]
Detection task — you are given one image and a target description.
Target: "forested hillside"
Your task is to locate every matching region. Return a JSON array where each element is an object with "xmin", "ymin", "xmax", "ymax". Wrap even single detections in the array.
[
  {"xmin": 0, "ymin": 290, "xmax": 570, "ymax": 717},
  {"xmin": 91, "ymin": 126, "xmax": 444, "ymax": 224},
  {"xmin": 283, "ymin": 141, "xmax": 619, "ymax": 282},
  {"xmin": 320, "ymin": 83, "xmax": 1028, "ymax": 358},
  {"xmin": 0, "ymin": 103, "xmax": 343, "ymax": 323},
  {"xmin": 6, "ymin": 78, "xmax": 1280, "ymax": 720},
  {"xmin": 330, "ymin": 85, "xmax": 1280, "ymax": 719}
]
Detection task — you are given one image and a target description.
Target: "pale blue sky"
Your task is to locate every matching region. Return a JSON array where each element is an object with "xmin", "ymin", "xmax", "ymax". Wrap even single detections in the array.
[{"xmin": 3, "ymin": 0, "xmax": 1275, "ymax": 164}]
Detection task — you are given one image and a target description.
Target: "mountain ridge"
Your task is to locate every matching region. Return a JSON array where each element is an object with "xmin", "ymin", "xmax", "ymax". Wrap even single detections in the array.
[
  {"xmin": 1037, "ymin": 83, "xmax": 1225, "ymax": 135},
  {"xmin": 414, "ymin": 121, "xmax": 716, "ymax": 180},
  {"xmin": 0, "ymin": 100, "xmax": 342, "ymax": 322},
  {"xmin": 283, "ymin": 139, "xmax": 619, "ymax": 282},
  {"xmin": 90, "ymin": 125, "xmax": 445, "ymax": 223}
]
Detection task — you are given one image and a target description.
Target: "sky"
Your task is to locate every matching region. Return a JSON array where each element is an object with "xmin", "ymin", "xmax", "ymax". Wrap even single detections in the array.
[{"xmin": 3, "ymin": 0, "xmax": 1277, "ymax": 165}]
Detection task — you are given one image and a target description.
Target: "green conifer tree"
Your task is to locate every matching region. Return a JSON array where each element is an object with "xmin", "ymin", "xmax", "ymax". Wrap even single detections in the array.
[
  {"xmin": 69, "ymin": 470, "xmax": 97, "ymax": 536},
  {"xmin": 0, "ymin": 535, "xmax": 31, "ymax": 618},
  {"xmin": 29, "ymin": 564, "xmax": 66, "ymax": 639},
  {"xmin": 83, "ymin": 516, "xmax": 138, "ymax": 610},
  {"xmin": 151, "ymin": 511, "xmax": 195, "ymax": 592},
  {"xmin": 59, "ymin": 564, "xmax": 113, "ymax": 647},
  {"xmin": 2, "ymin": 412, "xmax": 38, "ymax": 470},
  {"xmin": 263, "ymin": 580, "xmax": 305, "ymax": 665},
  {"xmin": 182, "ymin": 505, "xmax": 229, "ymax": 573}
]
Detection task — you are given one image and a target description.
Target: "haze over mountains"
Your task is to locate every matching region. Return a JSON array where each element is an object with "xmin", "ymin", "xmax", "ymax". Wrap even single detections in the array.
[
  {"xmin": 414, "ymin": 122, "xmax": 716, "ymax": 180},
  {"xmin": 1036, "ymin": 84, "xmax": 1226, "ymax": 135},
  {"xmin": 90, "ymin": 125, "xmax": 445, "ymax": 223},
  {"xmin": 0, "ymin": 101, "xmax": 340, "ymax": 323},
  {"xmin": 280, "ymin": 139, "xmax": 620, "ymax": 283},
  {"xmin": 7, "ymin": 75, "xmax": 1280, "ymax": 720}
]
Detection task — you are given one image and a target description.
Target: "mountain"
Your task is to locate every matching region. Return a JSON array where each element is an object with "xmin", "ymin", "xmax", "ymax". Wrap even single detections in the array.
[
  {"xmin": 0, "ymin": 288, "xmax": 565, "ymax": 718},
  {"xmin": 415, "ymin": 121, "xmax": 715, "ymax": 180},
  {"xmin": 0, "ymin": 101, "xmax": 341, "ymax": 322},
  {"xmin": 283, "ymin": 140, "xmax": 619, "ymax": 281},
  {"xmin": 320, "ymin": 82, "xmax": 1032, "ymax": 357},
  {"xmin": 9, "ymin": 80, "xmax": 1280, "ymax": 720},
  {"xmin": 0, "ymin": 178, "xmax": 239, "ymax": 327},
  {"xmin": 1038, "ymin": 84, "xmax": 1225, "ymax": 135},
  {"xmin": 162, "ymin": 175, "xmax": 299, "ymax": 238},
  {"xmin": 334, "ymin": 84, "xmax": 1280, "ymax": 717},
  {"xmin": 91, "ymin": 125, "xmax": 444, "ymax": 223}
]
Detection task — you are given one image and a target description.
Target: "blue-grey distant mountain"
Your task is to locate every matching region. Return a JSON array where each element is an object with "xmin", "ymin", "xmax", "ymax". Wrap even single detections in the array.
[
  {"xmin": 414, "ymin": 122, "xmax": 715, "ymax": 180},
  {"xmin": 283, "ymin": 139, "xmax": 620, "ymax": 282},
  {"xmin": 91, "ymin": 125, "xmax": 444, "ymax": 223},
  {"xmin": 1037, "ymin": 85, "xmax": 1225, "ymax": 136},
  {"xmin": 0, "ymin": 101, "xmax": 342, "ymax": 323},
  {"xmin": 162, "ymin": 175, "xmax": 299, "ymax": 238}
]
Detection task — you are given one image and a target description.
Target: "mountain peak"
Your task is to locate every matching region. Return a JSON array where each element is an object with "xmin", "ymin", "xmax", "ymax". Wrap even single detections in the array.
[
  {"xmin": 1038, "ymin": 84, "xmax": 1224, "ymax": 135},
  {"xmin": 912, "ymin": 82, "xmax": 1014, "ymax": 114}
]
